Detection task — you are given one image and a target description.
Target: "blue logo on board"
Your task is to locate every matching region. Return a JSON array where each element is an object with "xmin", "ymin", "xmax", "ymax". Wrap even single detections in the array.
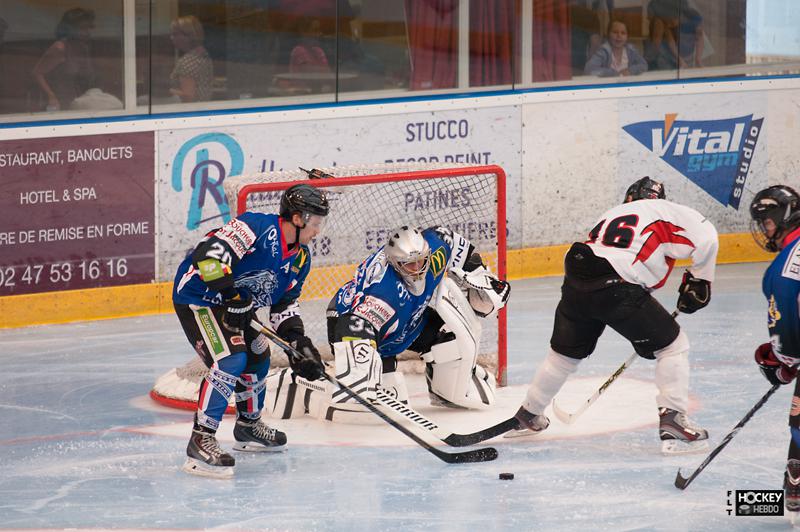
[
  {"xmin": 623, "ymin": 113, "xmax": 763, "ymax": 209},
  {"xmin": 171, "ymin": 133, "xmax": 245, "ymax": 230}
]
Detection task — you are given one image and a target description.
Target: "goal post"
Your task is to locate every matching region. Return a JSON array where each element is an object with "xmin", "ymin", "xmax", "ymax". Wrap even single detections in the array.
[{"xmin": 151, "ymin": 163, "xmax": 507, "ymax": 412}]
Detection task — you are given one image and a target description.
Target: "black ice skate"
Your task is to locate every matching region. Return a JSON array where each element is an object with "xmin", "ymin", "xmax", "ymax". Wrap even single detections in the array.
[
  {"xmin": 233, "ymin": 417, "xmax": 287, "ymax": 452},
  {"xmin": 503, "ymin": 406, "xmax": 550, "ymax": 439},
  {"xmin": 785, "ymin": 459, "xmax": 800, "ymax": 513},
  {"xmin": 658, "ymin": 407, "xmax": 709, "ymax": 455},
  {"xmin": 182, "ymin": 429, "xmax": 235, "ymax": 479}
]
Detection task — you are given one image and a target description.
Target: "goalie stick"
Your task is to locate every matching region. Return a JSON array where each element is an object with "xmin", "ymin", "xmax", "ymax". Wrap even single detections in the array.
[
  {"xmin": 674, "ymin": 383, "xmax": 780, "ymax": 490},
  {"xmin": 251, "ymin": 320, "xmax": 499, "ymax": 464},
  {"xmin": 552, "ymin": 310, "xmax": 679, "ymax": 425},
  {"xmin": 375, "ymin": 389, "xmax": 520, "ymax": 447}
]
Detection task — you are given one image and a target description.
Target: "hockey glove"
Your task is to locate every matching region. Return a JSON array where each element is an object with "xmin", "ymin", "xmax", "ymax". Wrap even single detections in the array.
[
  {"xmin": 286, "ymin": 334, "xmax": 325, "ymax": 381},
  {"xmin": 676, "ymin": 271, "xmax": 711, "ymax": 314},
  {"xmin": 221, "ymin": 289, "xmax": 255, "ymax": 331},
  {"xmin": 755, "ymin": 342, "xmax": 798, "ymax": 386}
]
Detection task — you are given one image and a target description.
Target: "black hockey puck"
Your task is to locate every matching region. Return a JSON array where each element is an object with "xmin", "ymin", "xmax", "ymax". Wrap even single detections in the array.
[{"xmin": 499, "ymin": 472, "xmax": 514, "ymax": 480}]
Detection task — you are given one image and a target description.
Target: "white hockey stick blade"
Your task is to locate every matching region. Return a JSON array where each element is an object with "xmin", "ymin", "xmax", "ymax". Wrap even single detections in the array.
[{"xmin": 551, "ymin": 398, "xmax": 583, "ymax": 425}]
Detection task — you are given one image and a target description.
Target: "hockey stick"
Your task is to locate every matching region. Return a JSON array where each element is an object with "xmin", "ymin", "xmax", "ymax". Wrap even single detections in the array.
[
  {"xmin": 674, "ymin": 383, "xmax": 780, "ymax": 490},
  {"xmin": 374, "ymin": 389, "xmax": 520, "ymax": 447},
  {"xmin": 552, "ymin": 309, "xmax": 680, "ymax": 425},
  {"xmin": 251, "ymin": 320, "xmax": 498, "ymax": 464}
]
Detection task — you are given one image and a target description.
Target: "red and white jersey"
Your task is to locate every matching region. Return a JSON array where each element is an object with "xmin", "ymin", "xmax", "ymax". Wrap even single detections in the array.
[{"xmin": 584, "ymin": 199, "xmax": 718, "ymax": 289}]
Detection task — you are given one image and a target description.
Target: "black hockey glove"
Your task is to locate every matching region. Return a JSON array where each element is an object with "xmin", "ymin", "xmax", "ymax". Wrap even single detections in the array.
[
  {"xmin": 286, "ymin": 333, "xmax": 325, "ymax": 381},
  {"xmin": 755, "ymin": 343, "xmax": 798, "ymax": 386},
  {"xmin": 676, "ymin": 271, "xmax": 711, "ymax": 314},
  {"xmin": 221, "ymin": 289, "xmax": 254, "ymax": 331}
]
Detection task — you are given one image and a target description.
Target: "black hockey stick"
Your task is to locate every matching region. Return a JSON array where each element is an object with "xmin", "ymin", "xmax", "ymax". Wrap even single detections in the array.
[
  {"xmin": 552, "ymin": 309, "xmax": 680, "ymax": 424},
  {"xmin": 375, "ymin": 389, "xmax": 520, "ymax": 447},
  {"xmin": 674, "ymin": 383, "xmax": 780, "ymax": 490},
  {"xmin": 251, "ymin": 320, "xmax": 498, "ymax": 464}
]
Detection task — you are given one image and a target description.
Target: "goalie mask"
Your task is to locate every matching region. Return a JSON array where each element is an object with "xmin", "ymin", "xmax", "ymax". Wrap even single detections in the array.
[
  {"xmin": 750, "ymin": 185, "xmax": 800, "ymax": 252},
  {"xmin": 624, "ymin": 176, "xmax": 666, "ymax": 203},
  {"xmin": 386, "ymin": 226, "xmax": 431, "ymax": 296}
]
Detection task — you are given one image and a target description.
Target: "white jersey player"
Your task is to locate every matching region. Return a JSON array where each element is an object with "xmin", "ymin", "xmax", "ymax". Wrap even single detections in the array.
[{"xmin": 510, "ymin": 177, "xmax": 719, "ymax": 455}]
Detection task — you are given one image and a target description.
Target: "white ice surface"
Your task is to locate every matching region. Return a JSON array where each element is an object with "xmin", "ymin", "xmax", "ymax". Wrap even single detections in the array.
[{"xmin": 0, "ymin": 262, "xmax": 795, "ymax": 531}]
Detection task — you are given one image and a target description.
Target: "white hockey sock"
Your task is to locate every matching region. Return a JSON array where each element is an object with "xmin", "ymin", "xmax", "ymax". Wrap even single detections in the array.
[
  {"xmin": 654, "ymin": 330, "xmax": 690, "ymax": 413},
  {"xmin": 522, "ymin": 349, "xmax": 580, "ymax": 414}
]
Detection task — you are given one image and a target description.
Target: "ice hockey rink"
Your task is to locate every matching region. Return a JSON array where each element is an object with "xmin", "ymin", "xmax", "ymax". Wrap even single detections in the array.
[{"xmin": 0, "ymin": 262, "xmax": 794, "ymax": 531}]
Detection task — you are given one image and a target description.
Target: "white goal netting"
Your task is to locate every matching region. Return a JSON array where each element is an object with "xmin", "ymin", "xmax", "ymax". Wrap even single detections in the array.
[{"xmin": 152, "ymin": 163, "xmax": 507, "ymax": 411}]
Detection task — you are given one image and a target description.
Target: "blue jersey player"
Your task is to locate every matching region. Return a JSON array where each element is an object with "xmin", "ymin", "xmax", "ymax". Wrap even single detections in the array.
[
  {"xmin": 174, "ymin": 183, "xmax": 328, "ymax": 478},
  {"xmin": 325, "ymin": 225, "xmax": 510, "ymax": 412},
  {"xmin": 750, "ymin": 185, "xmax": 800, "ymax": 512}
]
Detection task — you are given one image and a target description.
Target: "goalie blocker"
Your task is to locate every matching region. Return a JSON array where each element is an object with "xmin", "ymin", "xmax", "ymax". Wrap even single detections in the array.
[{"xmin": 266, "ymin": 275, "xmax": 502, "ymax": 422}]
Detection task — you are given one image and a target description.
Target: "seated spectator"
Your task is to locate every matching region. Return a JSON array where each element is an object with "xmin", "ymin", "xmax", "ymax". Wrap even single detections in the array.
[
  {"xmin": 645, "ymin": 0, "xmax": 705, "ymax": 70},
  {"xmin": 31, "ymin": 7, "xmax": 95, "ymax": 111},
  {"xmin": 169, "ymin": 15, "xmax": 213, "ymax": 103},
  {"xmin": 584, "ymin": 19, "xmax": 648, "ymax": 77}
]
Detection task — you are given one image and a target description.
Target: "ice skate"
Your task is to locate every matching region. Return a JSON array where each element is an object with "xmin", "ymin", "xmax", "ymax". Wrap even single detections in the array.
[
  {"xmin": 233, "ymin": 417, "xmax": 287, "ymax": 452},
  {"xmin": 182, "ymin": 429, "xmax": 235, "ymax": 479},
  {"xmin": 504, "ymin": 406, "xmax": 550, "ymax": 439},
  {"xmin": 659, "ymin": 408, "xmax": 709, "ymax": 455},
  {"xmin": 785, "ymin": 459, "xmax": 800, "ymax": 515}
]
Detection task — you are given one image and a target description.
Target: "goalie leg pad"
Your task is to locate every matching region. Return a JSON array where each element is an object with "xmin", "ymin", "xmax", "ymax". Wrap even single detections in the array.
[
  {"xmin": 426, "ymin": 276, "xmax": 494, "ymax": 409},
  {"xmin": 331, "ymin": 339, "xmax": 382, "ymax": 405},
  {"xmin": 264, "ymin": 368, "xmax": 328, "ymax": 419},
  {"xmin": 654, "ymin": 330, "xmax": 690, "ymax": 414},
  {"xmin": 379, "ymin": 370, "xmax": 409, "ymax": 404}
]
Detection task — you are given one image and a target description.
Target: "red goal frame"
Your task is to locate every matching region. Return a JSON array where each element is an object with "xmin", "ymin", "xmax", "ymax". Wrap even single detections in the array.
[{"xmin": 234, "ymin": 165, "xmax": 508, "ymax": 385}]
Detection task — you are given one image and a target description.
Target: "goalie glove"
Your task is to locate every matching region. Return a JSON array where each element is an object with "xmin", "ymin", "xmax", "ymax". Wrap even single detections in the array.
[{"xmin": 450, "ymin": 266, "xmax": 510, "ymax": 318}]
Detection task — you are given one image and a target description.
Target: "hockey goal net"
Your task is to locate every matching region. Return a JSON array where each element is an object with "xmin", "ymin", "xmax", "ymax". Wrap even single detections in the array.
[{"xmin": 151, "ymin": 163, "xmax": 507, "ymax": 412}]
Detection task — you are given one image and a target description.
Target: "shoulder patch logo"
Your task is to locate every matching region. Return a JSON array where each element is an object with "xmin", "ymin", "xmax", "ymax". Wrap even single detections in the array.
[
  {"xmin": 292, "ymin": 248, "xmax": 308, "ymax": 273},
  {"xmin": 430, "ymin": 247, "xmax": 447, "ymax": 277}
]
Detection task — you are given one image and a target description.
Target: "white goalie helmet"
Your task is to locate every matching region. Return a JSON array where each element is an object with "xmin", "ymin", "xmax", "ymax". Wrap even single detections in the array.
[{"xmin": 386, "ymin": 226, "xmax": 431, "ymax": 296}]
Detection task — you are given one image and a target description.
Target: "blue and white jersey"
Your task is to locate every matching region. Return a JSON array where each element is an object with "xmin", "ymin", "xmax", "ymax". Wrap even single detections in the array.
[
  {"xmin": 333, "ymin": 227, "xmax": 471, "ymax": 356},
  {"xmin": 173, "ymin": 212, "xmax": 311, "ymax": 309},
  {"xmin": 762, "ymin": 229, "xmax": 800, "ymax": 366}
]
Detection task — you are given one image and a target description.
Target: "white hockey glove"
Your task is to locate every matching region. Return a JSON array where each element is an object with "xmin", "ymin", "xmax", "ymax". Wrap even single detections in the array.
[{"xmin": 450, "ymin": 266, "xmax": 510, "ymax": 318}]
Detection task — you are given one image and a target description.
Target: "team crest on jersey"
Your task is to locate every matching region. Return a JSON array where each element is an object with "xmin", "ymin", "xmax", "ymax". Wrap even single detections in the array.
[
  {"xmin": 236, "ymin": 269, "xmax": 279, "ymax": 306},
  {"xmin": 768, "ymin": 295, "xmax": 781, "ymax": 329},
  {"xmin": 623, "ymin": 113, "xmax": 763, "ymax": 208},
  {"xmin": 429, "ymin": 247, "xmax": 447, "ymax": 277}
]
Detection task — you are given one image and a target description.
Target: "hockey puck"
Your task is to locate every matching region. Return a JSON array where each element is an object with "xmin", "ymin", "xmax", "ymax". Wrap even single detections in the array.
[{"xmin": 498, "ymin": 472, "xmax": 514, "ymax": 480}]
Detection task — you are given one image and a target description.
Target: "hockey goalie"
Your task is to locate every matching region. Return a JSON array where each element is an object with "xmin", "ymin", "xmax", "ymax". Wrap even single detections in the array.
[{"xmin": 265, "ymin": 225, "xmax": 510, "ymax": 423}]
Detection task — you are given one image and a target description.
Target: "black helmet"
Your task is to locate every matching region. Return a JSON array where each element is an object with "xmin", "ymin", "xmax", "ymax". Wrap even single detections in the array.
[
  {"xmin": 279, "ymin": 183, "xmax": 329, "ymax": 220},
  {"xmin": 749, "ymin": 185, "xmax": 800, "ymax": 252},
  {"xmin": 624, "ymin": 176, "xmax": 666, "ymax": 203}
]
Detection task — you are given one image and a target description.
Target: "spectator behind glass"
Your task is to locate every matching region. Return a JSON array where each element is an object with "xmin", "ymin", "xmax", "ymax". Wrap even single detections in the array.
[
  {"xmin": 169, "ymin": 16, "xmax": 213, "ymax": 103},
  {"xmin": 645, "ymin": 0, "xmax": 705, "ymax": 70},
  {"xmin": 584, "ymin": 19, "xmax": 647, "ymax": 77},
  {"xmin": 31, "ymin": 8, "xmax": 95, "ymax": 111},
  {"xmin": 289, "ymin": 17, "xmax": 330, "ymax": 75}
]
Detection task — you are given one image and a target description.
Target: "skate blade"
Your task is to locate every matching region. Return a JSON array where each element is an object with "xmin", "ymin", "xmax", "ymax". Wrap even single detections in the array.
[
  {"xmin": 182, "ymin": 457, "xmax": 234, "ymax": 479},
  {"xmin": 503, "ymin": 428, "xmax": 545, "ymax": 439},
  {"xmin": 233, "ymin": 441, "xmax": 287, "ymax": 453},
  {"xmin": 661, "ymin": 439, "xmax": 710, "ymax": 456}
]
